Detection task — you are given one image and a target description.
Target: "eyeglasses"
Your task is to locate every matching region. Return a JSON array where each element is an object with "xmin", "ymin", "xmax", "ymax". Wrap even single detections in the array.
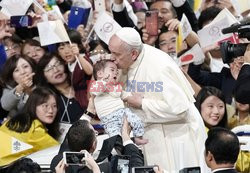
[
  {"xmin": 44, "ymin": 60, "xmax": 63, "ymax": 73},
  {"xmin": 4, "ymin": 44, "xmax": 20, "ymax": 52},
  {"xmin": 40, "ymin": 103, "xmax": 57, "ymax": 112},
  {"xmin": 159, "ymin": 39, "xmax": 176, "ymax": 46}
]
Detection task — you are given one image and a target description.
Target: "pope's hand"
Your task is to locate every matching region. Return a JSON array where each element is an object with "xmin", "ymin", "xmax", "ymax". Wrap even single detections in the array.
[{"xmin": 124, "ymin": 93, "xmax": 144, "ymax": 109}]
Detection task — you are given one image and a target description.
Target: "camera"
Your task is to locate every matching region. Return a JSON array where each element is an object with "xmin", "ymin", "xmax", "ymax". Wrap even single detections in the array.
[
  {"xmin": 220, "ymin": 21, "xmax": 250, "ymax": 64},
  {"xmin": 220, "ymin": 41, "xmax": 248, "ymax": 64}
]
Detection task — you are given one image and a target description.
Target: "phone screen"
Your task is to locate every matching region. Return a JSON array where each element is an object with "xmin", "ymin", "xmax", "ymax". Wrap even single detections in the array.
[
  {"xmin": 64, "ymin": 152, "xmax": 85, "ymax": 165},
  {"xmin": 10, "ymin": 16, "xmax": 32, "ymax": 28},
  {"xmin": 115, "ymin": 155, "xmax": 130, "ymax": 173}
]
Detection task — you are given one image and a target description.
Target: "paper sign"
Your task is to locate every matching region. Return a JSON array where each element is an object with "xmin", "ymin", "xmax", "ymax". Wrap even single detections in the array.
[
  {"xmin": 180, "ymin": 14, "xmax": 192, "ymax": 40},
  {"xmin": 47, "ymin": 5, "xmax": 66, "ymax": 24},
  {"xmin": 238, "ymin": 0, "xmax": 250, "ymax": 13},
  {"xmin": 198, "ymin": 17, "xmax": 234, "ymax": 48},
  {"xmin": 178, "ymin": 44, "xmax": 205, "ymax": 66},
  {"xmin": 37, "ymin": 20, "xmax": 70, "ymax": 46},
  {"xmin": 0, "ymin": 0, "xmax": 33, "ymax": 17},
  {"xmin": 94, "ymin": 12, "xmax": 122, "ymax": 45},
  {"xmin": 209, "ymin": 8, "xmax": 238, "ymax": 26}
]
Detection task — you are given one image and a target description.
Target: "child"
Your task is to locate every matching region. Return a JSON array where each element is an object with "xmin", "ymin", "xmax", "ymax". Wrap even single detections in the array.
[
  {"xmin": 90, "ymin": 59, "xmax": 148, "ymax": 145},
  {"xmin": 228, "ymin": 101, "xmax": 250, "ymax": 129}
]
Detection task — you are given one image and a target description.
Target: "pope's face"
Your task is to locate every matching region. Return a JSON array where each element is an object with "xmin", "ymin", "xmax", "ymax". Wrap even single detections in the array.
[{"xmin": 109, "ymin": 35, "xmax": 134, "ymax": 69}]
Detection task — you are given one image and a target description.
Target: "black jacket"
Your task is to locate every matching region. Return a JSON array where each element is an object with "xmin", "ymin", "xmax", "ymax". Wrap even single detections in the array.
[
  {"xmin": 214, "ymin": 168, "xmax": 238, "ymax": 173},
  {"xmin": 50, "ymin": 135, "xmax": 144, "ymax": 173},
  {"xmin": 234, "ymin": 64, "xmax": 250, "ymax": 104},
  {"xmin": 188, "ymin": 64, "xmax": 236, "ymax": 104}
]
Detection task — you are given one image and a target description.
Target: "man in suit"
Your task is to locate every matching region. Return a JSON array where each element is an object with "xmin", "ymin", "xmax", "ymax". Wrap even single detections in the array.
[
  {"xmin": 50, "ymin": 118, "xmax": 144, "ymax": 173},
  {"xmin": 205, "ymin": 127, "xmax": 240, "ymax": 173},
  {"xmin": 234, "ymin": 44, "xmax": 250, "ymax": 104}
]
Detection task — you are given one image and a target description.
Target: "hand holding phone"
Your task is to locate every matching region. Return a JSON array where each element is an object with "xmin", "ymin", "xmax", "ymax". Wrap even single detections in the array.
[
  {"xmin": 63, "ymin": 151, "xmax": 86, "ymax": 166},
  {"xmin": 145, "ymin": 10, "xmax": 158, "ymax": 36},
  {"xmin": 113, "ymin": 155, "xmax": 130, "ymax": 173}
]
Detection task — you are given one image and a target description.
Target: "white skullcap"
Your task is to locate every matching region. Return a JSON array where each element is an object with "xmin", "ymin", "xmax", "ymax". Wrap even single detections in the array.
[{"xmin": 115, "ymin": 27, "xmax": 142, "ymax": 46}]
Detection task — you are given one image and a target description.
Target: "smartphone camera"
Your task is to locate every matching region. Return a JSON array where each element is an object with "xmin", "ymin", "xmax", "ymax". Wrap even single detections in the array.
[{"xmin": 63, "ymin": 152, "xmax": 85, "ymax": 166}]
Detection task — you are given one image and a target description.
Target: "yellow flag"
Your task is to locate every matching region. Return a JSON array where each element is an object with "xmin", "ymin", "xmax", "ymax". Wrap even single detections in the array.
[
  {"xmin": 193, "ymin": 0, "xmax": 202, "ymax": 12},
  {"xmin": 0, "ymin": 131, "xmax": 12, "ymax": 158},
  {"xmin": 0, "ymin": 131, "xmax": 32, "ymax": 158},
  {"xmin": 176, "ymin": 25, "xmax": 183, "ymax": 53}
]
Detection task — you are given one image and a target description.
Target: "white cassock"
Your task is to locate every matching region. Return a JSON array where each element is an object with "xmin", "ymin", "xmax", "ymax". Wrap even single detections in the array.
[{"xmin": 120, "ymin": 44, "xmax": 210, "ymax": 173}]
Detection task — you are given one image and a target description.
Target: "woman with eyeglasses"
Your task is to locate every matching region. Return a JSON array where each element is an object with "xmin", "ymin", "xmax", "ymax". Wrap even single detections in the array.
[
  {"xmin": 0, "ymin": 55, "xmax": 36, "ymax": 118},
  {"xmin": 36, "ymin": 53, "xmax": 84, "ymax": 127},
  {"xmin": 2, "ymin": 34, "xmax": 23, "ymax": 59},
  {"xmin": 0, "ymin": 87, "xmax": 60, "ymax": 167}
]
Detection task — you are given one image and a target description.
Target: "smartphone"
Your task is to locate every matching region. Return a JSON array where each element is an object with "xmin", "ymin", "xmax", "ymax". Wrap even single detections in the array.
[
  {"xmin": 68, "ymin": 6, "xmax": 91, "ymax": 29},
  {"xmin": 132, "ymin": 166, "xmax": 158, "ymax": 173},
  {"xmin": 145, "ymin": 10, "xmax": 158, "ymax": 36},
  {"xmin": 10, "ymin": 15, "xmax": 32, "ymax": 28},
  {"xmin": 113, "ymin": 155, "xmax": 130, "ymax": 173},
  {"xmin": 94, "ymin": 0, "xmax": 106, "ymax": 12},
  {"xmin": 63, "ymin": 151, "xmax": 86, "ymax": 166},
  {"xmin": 179, "ymin": 167, "xmax": 201, "ymax": 173}
]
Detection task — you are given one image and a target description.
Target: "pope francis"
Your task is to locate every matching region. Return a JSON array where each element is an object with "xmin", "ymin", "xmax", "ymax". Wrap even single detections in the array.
[{"xmin": 108, "ymin": 27, "xmax": 209, "ymax": 173}]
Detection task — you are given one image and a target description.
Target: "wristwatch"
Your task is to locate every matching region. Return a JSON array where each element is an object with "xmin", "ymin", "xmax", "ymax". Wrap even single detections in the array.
[{"xmin": 14, "ymin": 90, "xmax": 22, "ymax": 97}]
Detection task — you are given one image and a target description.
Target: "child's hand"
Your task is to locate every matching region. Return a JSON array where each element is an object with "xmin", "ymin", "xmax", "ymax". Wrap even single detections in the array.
[{"xmin": 71, "ymin": 43, "xmax": 80, "ymax": 57}]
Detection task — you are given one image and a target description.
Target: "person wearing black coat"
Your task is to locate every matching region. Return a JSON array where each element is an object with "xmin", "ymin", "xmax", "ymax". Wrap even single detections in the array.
[
  {"xmin": 50, "ymin": 119, "xmax": 144, "ymax": 173},
  {"xmin": 204, "ymin": 127, "xmax": 239, "ymax": 173}
]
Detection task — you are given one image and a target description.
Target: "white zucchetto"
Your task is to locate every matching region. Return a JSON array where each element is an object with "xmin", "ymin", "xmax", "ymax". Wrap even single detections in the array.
[{"xmin": 115, "ymin": 27, "xmax": 142, "ymax": 46}]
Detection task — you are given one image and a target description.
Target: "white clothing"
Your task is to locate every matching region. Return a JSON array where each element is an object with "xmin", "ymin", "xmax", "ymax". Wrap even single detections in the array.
[
  {"xmin": 120, "ymin": 44, "xmax": 209, "ymax": 173},
  {"xmin": 91, "ymin": 82, "xmax": 144, "ymax": 137},
  {"xmin": 210, "ymin": 57, "xmax": 229, "ymax": 73},
  {"xmin": 91, "ymin": 82, "xmax": 126, "ymax": 117}
]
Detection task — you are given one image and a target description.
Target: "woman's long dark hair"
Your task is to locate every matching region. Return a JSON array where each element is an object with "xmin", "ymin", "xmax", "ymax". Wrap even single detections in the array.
[
  {"xmin": 0, "ymin": 55, "xmax": 36, "ymax": 88},
  {"xmin": 195, "ymin": 86, "xmax": 228, "ymax": 129},
  {"xmin": 6, "ymin": 87, "xmax": 60, "ymax": 139}
]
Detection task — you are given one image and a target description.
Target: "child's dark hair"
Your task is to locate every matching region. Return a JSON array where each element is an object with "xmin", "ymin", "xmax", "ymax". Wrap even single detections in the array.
[{"xmin": 93, "ymin": 59, "xmax": 114, "ymax": 80}]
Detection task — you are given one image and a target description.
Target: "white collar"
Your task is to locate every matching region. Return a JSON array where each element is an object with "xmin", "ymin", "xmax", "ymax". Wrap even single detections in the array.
[
  {"xmin": 212, "ymin": 167, "xmax": 234, "ymax": 173},
  {"xmin": 68, "ymin": 60, "xmax": 77, "ymax": 72}
]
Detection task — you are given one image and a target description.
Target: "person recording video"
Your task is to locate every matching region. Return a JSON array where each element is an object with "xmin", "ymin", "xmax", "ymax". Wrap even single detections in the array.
[
  {"xmin": 234, "ymin": 44, "xmax": 250, "ymax": 104},
  {"xmin": 50, "ymin": 118, "xmax": 144, "ymax": 173}
]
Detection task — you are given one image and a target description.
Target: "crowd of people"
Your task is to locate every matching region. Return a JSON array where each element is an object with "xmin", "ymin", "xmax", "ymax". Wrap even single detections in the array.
[{"xmin": 0, "ymin": 0, "xmax": 250, "ymax": 172}]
